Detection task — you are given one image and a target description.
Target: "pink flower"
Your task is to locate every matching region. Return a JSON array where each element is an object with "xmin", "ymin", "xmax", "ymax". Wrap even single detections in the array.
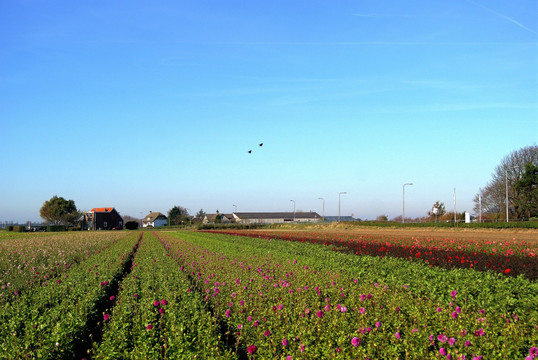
[
  {"xmin": 159, "ymin": 308, "xmax": 165, "ymax": 314},
  {"xmin": 351, "ymin": 337, "xmax": 360, "ymax": 346},
  {"xmin": 161, "ymin": 299, "xmax": 168, "ymax": 305},
  {"xmin": 264, "ymin": 330, "xmax": 271, "ymax": 337},
  {"xmin": 395, "ymin": 332, "xmax": 401, "ymax": 339},
  {"xmin": 110, "ymin": 295, "xmax": 115, "ymax": 301},
  {"xmin": 153, "ymin": 300, "xmax": 160, "ymax": 307},
  {"xmin": 316, "ymin": 310, "xmax": 324, "ymax": 318},
  {"xmin": 225, "ymin": 309, "xmax": 231, "ymax": 318},
  {"xmin": 440, "ymin": 348, "xmax": 447, "ymax": 355},
  {"xmin": 375, "ymin": 321, "xmax": 381, "ymax": 328},
  {"xmin": 103, "ymin": 314, "xmax": 110, "ymax": 322},
  {"xmin": 282, "ymin": 338, "xmax": 288, "ymax": 346},
  {"xmin": 146, "ymin": 324, "xmax": 153, "ymax": 330},
  {"xmin": 451, "ymin": 290, "xmax": 457, "ymax": 298},
  {"xmin": 247, "ymin": 345, "xmax": 257, "ymax": 354}
]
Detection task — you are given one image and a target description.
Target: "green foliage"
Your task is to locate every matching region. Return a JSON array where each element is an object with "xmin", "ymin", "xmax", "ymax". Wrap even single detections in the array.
[
  {"xmin": 12, "ymin": 226, "xmax": 25, "ymax": 232},
  {"xmin": 39, "ymin": 195, "xmax": 80, "ymax": 226},
  {"xmin": 168, "ymin": 205, "xmax": 189, "ymax": 225},
  {"xmin": 514, "ymin": 163, "xmax": 538, "ymax": 219},
  {"xmin": 6, "ymin": 225, "xmax": 14, "ymax": 231},
  {"xmin": 46, "ymin": 225, "xmax": 67, "ymax": 232}
]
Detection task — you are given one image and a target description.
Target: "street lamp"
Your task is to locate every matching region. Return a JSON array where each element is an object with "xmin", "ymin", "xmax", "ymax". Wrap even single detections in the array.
[
  {"xmin": 505, "ymin": 166, "xmax": 519, "ymax": 222},
  {"xmin": 338, "ymin": 192, "xmax": 347, "ymax": 221},
  {"xmin": 290, "ymin": 200, "xmax": 296, "ymax": 221},
  {"xmin": 318, "ymin": 197, "xmax": 325, "ymax": 220},
  {"xmin": 402, "ymin": 183, "xmax": 413, "ymax": 223}
]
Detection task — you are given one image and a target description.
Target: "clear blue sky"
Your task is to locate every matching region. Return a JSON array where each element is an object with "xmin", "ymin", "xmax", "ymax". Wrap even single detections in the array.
[{"xmin": 1, "ymin": 0, "xmax": 537, "ymax": 222}]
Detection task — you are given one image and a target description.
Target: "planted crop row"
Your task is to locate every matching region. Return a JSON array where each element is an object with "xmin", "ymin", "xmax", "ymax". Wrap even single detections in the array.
[
  {"xmin": 0, "ymin": 231, "xmax": 127, "ymax": 304},
  {"xmin": 92, "ymin": 231, "xmax": 235, "ymax": 359},
  {"xmin": 0, "ymin": 232, "xmax": 141, "ymax": 359},
  {"xmin": 162, "ymin": 231, "xmax": 537, "ymax": 359}
]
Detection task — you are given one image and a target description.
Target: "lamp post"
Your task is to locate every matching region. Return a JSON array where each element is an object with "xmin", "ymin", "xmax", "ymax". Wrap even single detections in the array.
[
  {"xmin": 318, "ymin": 197, "xmax": 325, "ymax": 221},
  {"xmin": 290, "ymin": 200, "xmax": 296, "ymax": 221},
  {"xmin": 402, "ymin": 183, "xmax": 413, "ymax": 223},
  {"xmin": 505, "ymin": 166, "xmax": 519, "ymax": 222},
  {"xmin": 338, "ymin": 192, "xmax": 347, "ymax": 221}
]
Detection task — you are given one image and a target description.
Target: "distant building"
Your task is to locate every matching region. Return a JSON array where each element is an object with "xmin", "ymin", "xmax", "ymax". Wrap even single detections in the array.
[
  {"xmin": 84, "ymin": 207, "xmax": 124, "ymax": 230},
  {"xmin": 142, "ymin": 212, "xmax": 168, "ymax": 227},
  {"xmin": 233, "ymin": 212, "xmax": 321, "ymax": 224},
  {"xmin": 203, "ymin": 212, "xmax": 235, "ymax": 224}
]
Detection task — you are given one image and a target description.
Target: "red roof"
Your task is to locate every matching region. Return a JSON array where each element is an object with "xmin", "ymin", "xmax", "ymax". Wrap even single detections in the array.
[{"xmin": 90, "ymin": 207, "xmax": 115, "ymax": 213}]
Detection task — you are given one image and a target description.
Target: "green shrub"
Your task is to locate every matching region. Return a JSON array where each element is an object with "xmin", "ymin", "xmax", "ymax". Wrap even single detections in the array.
[
  {"xmin": 6, "ymin": 225, "xmax": 14, "ymax": 231},
  {"xmin": 46, "ymin": 225, "xmax": 66, "ymax": 232},
  {"xmin": 12, "ymin": 225, "xmax": 25, "ymax": 232}
]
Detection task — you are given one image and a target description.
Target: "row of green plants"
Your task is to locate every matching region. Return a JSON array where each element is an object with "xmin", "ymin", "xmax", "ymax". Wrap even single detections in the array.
[
  {"xmin": 0, "ymin": 231, "xmax": 127, "ymax": 304},
  {"xmin": 92, "ymin": 231, "xmax": 234, "ymax": 359},
  {"xmin": 0, "ymin": 232, "xmax": 141, "ymax": 359},
  {"xmin": 161, "ymin": 231, "xmax": 537, "ymax": 359}
]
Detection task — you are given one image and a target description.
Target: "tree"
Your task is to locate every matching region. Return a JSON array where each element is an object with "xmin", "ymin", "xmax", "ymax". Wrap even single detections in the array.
[
  {"xmin": 473, "ymin": 145, "xmax": 538, "ymax": 220},
  {"xmin": 376, "ymin": 214, "xmax": 388, "ymax": 221},
  {"xmin": 427, "ymin": 201, "xmax": 446, "ymax": 220},
  {"xmin": 168, "ymin": 206, "xmax": 189, "ymax": 225},
  {"xmin": 40, "ymin": 195, "xmax": 81, "ymax": 226},
  {"xmin": 196, "ymin": 209, "xmax": 206, "ymax": 219},
  {"xmin": 514, "ymin": 163, "xmax": 538, "ymax": 219}
]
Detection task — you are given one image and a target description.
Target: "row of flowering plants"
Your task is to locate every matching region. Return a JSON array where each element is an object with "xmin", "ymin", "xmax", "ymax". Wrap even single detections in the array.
[
  {"xmin": 0, "ymin": 231, "xmax": 126, "ymax": 304},
  {"xmin": 0, "ymin": 232, "xmax": 141, "ymax": 359},
  {"xmin": 161, "ymin": 230, "xmax": 537, "ymax": 359},
  {"xmin": 208, "ymin": 230, "xmax": 538, "ymax": 280},
  {"xmin": 92, "ymin": 231, "xmax": 235, "ymax": 359}
]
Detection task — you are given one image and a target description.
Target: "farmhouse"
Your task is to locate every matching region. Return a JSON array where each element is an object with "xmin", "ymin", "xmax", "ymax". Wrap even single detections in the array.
[
  {"xmin": 233, "ymin": 211, "xmax": 321, "ymax": 224},
  {"xmin": 142, "ymin": 212, "xmax": 168, "ymax": 227},
  {"xmin": 203, "ymin": 212, "xmax": 235, "ymax": 224},
  {"xmin": 84, "ymin": 207, "xmax": 124, "ymax": 230}
]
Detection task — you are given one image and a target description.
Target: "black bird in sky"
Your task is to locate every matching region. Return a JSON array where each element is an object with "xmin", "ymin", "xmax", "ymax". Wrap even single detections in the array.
[
  {"xmin": 259, "ymin": 143, "xmax": 263, "ymax": 147},
  {"xmin": 248, "ymin": 150, "xmax": 252, "ymax": 154}
]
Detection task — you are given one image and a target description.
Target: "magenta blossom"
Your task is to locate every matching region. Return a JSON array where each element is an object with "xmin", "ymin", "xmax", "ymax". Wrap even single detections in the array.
[
  {"xmin": 247, "ymin": 345, "xmax": 257, "ymax": 354},
  {"xmin": 146, "ymin": 324, "xmax": 153, "ymax": 330},
  {"xmin": 351, "ymin": 337, "xmax": 360, "ymax": 346},
  {"xmin": 395, "ymin": 332, "xmax": 401, "ymax": 339},
  {"xmin": 153, "ymin": 300, "xmax": 160, "ymax": 307},
  {"xmin": 282, "ymin": 338, "xmax": 288, "ymax": 346}
]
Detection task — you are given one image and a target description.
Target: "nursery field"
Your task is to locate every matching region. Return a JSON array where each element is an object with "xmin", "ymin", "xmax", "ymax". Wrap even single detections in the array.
[{"xmin": 0, "ymin": 229, "xmax": 536, "ymax": 359}]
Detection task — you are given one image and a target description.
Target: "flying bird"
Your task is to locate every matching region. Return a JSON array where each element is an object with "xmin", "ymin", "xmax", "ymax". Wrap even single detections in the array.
[
  {"xmin": 248, "ymin": 150, "xmax": 252, "ymax": 154},
  {"xmin": 259, "ymin": 143, "xmax": 263, "ymax": 147}
]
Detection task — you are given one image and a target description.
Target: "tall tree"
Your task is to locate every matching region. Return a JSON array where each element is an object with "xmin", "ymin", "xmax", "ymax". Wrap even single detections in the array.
[
  {"xmin": 473, "ymin": 145, "xmax": 538, "ymax": 220},
  {"xmin": 40, "ymin": 195, "xmax": 81, "ymax": 226},
  {"xmin": 514, "ymin": 163, "xmax": 538, "ymax": 219},
  {"xmin": 196, "ymin": 209, "xmax": 206, "ymax": 219},
  {"xmin": 168, "ymin": 206, "xmax": 189, "ymax": 225}
]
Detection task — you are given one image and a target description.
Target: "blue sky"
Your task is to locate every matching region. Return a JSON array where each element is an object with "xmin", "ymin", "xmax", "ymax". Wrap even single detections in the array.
[{"xmin": 1, "ymin": 0, "xmax": 537, "ymax": 222}]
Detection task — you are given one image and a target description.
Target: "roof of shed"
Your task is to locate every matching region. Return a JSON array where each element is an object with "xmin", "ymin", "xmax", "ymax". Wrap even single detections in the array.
[{"xmin": 233, "ymin": 212, "xmax": 321, "ymax": 219}]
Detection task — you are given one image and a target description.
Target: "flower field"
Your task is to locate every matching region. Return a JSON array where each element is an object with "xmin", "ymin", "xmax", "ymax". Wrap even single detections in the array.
[
  {"xmin": 208, "ymin": 229, "xmax": 538, "ymax": 280},
  {"xmin": 0, "ymin": 229, "xmax": 536, "ymax": 359}
]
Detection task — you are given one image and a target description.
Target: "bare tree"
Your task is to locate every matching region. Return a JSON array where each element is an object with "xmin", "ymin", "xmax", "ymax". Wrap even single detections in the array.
[{"xmin": 473, "ymin": 145, "xmax": 538, "ymax": 220}]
